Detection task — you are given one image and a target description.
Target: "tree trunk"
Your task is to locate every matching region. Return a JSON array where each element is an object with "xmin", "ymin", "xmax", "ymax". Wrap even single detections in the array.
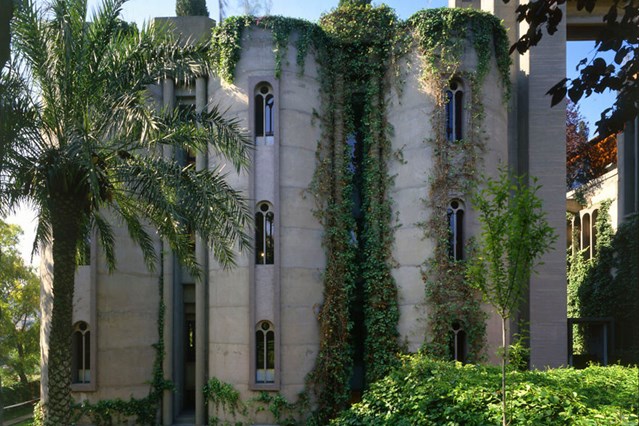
[
  {"xmin": 44, "ymin": 196, "xmax": 81, "ymax": 426},
  {"xmin": 501, "ymin": 317, "xmax": 508, "ymax": 426}
]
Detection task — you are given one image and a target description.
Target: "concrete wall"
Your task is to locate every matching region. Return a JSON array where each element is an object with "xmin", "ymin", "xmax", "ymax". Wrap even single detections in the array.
[
  {"xmin": 387, "ymin": 38, "xmax": 509, "ymax": 359},
  {"xmin": 207, "ymin": 27, "xmax": 324, "ymax": 417}
]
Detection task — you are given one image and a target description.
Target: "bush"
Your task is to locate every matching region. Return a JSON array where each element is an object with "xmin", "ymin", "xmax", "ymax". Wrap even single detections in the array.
[{"xmin": 333, "ymin": 354, "xmax": 638, "ymax": 425}]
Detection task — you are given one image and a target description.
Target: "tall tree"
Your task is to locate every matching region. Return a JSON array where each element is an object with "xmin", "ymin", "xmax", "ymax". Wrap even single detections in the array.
[
  {"xmin": 0, "ymin": 220, "xmax": 40, "ymax": 386},
  {"xmin": 176, "ymin": 0, "xmax": 209, "ymax": 17},
  {"xmin": 566, "ymin": 101, "xmax": 591, "ymax": 189},
  {"xmin": 1, "ymin": 0, "xmax": 250, "ymax": 424},
  {"xmin": 566, "ymin": 101, "xmax": 618, "ymax": 189},
  {"xmin": 467, "ymin": 168, "xmax": 556, "ymax": 426},
  {"xmin": 507, "ymin": 0, "xmax": 638, "ymax": 136}
]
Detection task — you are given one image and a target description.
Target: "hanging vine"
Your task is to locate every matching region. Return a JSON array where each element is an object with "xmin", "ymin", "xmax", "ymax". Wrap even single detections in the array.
[
  {"xmin": 72, "ymin": 254, "xmax": 173, "ymax": 425},
  {"xmin": 408, "ymin": 9, "xmax": 511, "ymax": 362},
  {"xmin": 208, "ymin": 6, "xmax": 511, "ymax": 422}
]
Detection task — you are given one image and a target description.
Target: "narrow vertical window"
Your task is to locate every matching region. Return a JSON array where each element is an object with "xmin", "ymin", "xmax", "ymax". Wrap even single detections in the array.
[
  {"xmin": 582, "ymin": 213, "xmax": 591, "ymax": 260},
  {"xmin": 255, "ymin": 202, "xmax": 274, "ymax": 264},
  {"xmin": 446, "ymin": 79, "xmax": 464, "ymax": 142},
  {"xmin": 72, "ymin": 322, "xmax": 91, "ymax": 384},
  {"xmin": 447, "ymin": 199, "xmax": 465, "ymax": 261},
  {"xmin": 256, "ymin": 321, "xmax": 275, "ymax": 383},
  {"xmin": 255, "ymin": 84, "xmax": 274, "ymax": 145},
  {"xmin": 449, "ymin": 321, "xmax": 467, "ymax": 363},
  {"xmin": 591, "ymin": 209, "xmax": 598, "ymax": 257}
]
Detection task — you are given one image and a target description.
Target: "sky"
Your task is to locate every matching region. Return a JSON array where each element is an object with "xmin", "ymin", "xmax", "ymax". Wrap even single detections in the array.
[{"xmin": 7, "ymin": 0, "xmax": 615, "ymax": 266}]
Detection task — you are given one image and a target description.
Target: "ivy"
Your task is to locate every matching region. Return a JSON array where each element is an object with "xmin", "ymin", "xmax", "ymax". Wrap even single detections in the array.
[
  {"xmin": 71, "ymin": 254, "xmax": 173, "ymax": 425},
  {"xmin": 567, "ymin": 203, "xmax": 639, "ymax": 364},
  {"xmin": 209, "ymin": 5, "xmax": 512, "ymax": 422},
  {"xmin": 409, "ymin": 8, "xmax": 513, "ymax": 363},
  {"xmin": 210, "ymin": 16, "xmax": 325, "ymax": 81}
]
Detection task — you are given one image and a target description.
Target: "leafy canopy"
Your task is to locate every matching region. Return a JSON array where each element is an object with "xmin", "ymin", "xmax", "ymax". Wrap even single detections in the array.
[
  {"xmin": 176, "ymin": 0, "xmax": 209, "ymax": 17},
  {"xmin": 0, "ymin": 219, "xmax": 40, "ymax": 387},
  {"xmin": 509, "ymin": 0, "xmax": 638, "ymax": 136}
]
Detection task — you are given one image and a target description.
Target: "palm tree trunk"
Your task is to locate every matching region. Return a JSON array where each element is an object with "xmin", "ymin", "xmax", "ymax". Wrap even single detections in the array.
[{"xmin": 45, "ymin": 196, "xmax": 81, "ymax": 426}]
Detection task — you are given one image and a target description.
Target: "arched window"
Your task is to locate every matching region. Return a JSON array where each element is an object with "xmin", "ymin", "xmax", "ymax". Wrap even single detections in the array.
[
  {"xmin": 447, "ymin": 199, "xmax": 464, "ymax": 261},
  {"xmin": 445, "ymin": 79, "xmax": 464, "ymax": 142},
  {"xmin": 582, "ymin": 212, "xmax": 591, "ymax": 260},
  {"xmin": 449, "ymin": 321, "xmax": 467, "ymax": 363},
  {"xmin": 573, "ymin": 215, "xmax": 582, "ymax": 252},
  {"xmin": 255, "ymin": 84, "xmax": 274, "ymax": 145},
  {"xmin": 255, "ymin": 321, "xmax": 275, "ymax": 384},
  {"xmin": 72, "ymin": 321, "xmax": 91, "ymax": 384},
  {"xmin": 591, "ymin": 209, "xmax": 598, "ymax": 257},
  {"xmin": 255, "ymin": 202, "xmax": 274, "ymax": 264}
]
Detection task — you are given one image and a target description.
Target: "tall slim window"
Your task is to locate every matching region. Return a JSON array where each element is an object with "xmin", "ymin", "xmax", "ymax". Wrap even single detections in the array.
[
  {"xmin": 256, "ymin": 321, "xmax": 275, "ymax": 384},
  {"xmin": 446, "ymin": 79, "xmax": 464, "ymax": 142},
  {"xmin": 255, "ymin": 84, "xmax": 274, "ymax": 145},
  {"xmin": 255, "ymin": 202, "xmax": 274, "ymax": 264},
  {"xmin": 72, "ymin": 322, "xmax": 91, "ymax": 384},
  {"xmin": 582, "ymin": 212, "xmax": 591, "ymax": 260},
  {"xmin": 591, "ymin": 209, "xmax": 598, "ymax": 257},
  {"xmin": 449, "ymin": 321, "xmax": 467, "ymax": 363},
  {"xmin": 447, "ymin": 199, "xmax": 464, "ymax": 261}
]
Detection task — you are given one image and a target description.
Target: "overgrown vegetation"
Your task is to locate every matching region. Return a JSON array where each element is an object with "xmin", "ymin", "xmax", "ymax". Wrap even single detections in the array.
[
  {"xmin": 467, "ymin": 168, "xmax": 556, "ymax": 425},
  {"xmin": 568, "ymin": 202, "xmax": 639, "ymax": 365},
  {"xmin": 0, "ymin": 220, "xmax": 40, "ymax": 387},
  {"xmin": 209, "ymin": 5, "xmax": 513, "ymax": 424},
  {"xmin": 333, "ymin": 354, "xmax": 639, "ymax": 425},
  {"xmin": 411, "ymin": 8, "xmax": 511, "ymax": 362},
  {"xmin": 203, "ymin": 377, "xmax": 308, "ymax": 425},
  {"xmin": 67, "ymin": 256, "xmax": 172, "ymax": 426}
]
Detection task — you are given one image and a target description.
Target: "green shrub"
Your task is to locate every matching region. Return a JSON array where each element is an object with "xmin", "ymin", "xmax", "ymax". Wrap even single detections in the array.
[{"xmin": 333, "ymin": 354, "xmax": 638, "ymax": 425}]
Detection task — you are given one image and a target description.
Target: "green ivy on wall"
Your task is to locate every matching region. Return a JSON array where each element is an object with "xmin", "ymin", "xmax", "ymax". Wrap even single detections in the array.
[
  {"xmin": 568, "ymin": 202, "xmax": 639, "ymax": 364},
  {"xmin": 408, "ymin": 8, "xmax": 511, "ymax": 363},
  {"xmin": 70, "ymin": 255, "xmax": 173, "ymax": 425},
  {"xmin": 208, "ymin": 5, "xmax": 512, "ymax": 422}
]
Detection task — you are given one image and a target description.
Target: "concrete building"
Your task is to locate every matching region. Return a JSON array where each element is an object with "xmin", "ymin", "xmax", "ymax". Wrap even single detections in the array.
[{"xmin": 38, "ymin": 1, "xmax": 639, "ymax": 424}]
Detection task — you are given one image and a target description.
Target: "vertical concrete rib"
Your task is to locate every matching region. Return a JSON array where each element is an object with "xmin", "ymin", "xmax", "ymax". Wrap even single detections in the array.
[
  {"xmin": 161, "ymin": 78, "xmax": 175, "ymax": 425},
  {"xmin": 194, "ymin": 76, "xmax": 208, "ymax": 426},
  {"xmin": 523, "ymin": 7, "xmax": 568, "ymax": 368}
]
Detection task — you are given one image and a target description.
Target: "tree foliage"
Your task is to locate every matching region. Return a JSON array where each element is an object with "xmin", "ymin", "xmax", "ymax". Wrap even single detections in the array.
[
  {"xmin": 334, "ymin": 355, "xmax": 639, "ymax": 425},
  {"xmin": 467, "ymin": 167, "xmax": 556, "ymax": 426},
  {"xmin": 568, "ymin": 203, "xmax": 639, "ymax": 364},
  {"xmin": 175, "ymin": 0, "xmax": 209, "ymax": 17},
  {"xmin": 2, "ymin": 0, "xmax": 250, "ymax": 424},
  {"xmin": 566, "ymin": 101, "xmax": 618, "ymax": 190},
  {"xmin": 0, "ymin": 220, "xmax": 40, "ymax": 387},
  {"xmin": 508, "ymin": 0, "xmax": 638, "ymax": 136}
]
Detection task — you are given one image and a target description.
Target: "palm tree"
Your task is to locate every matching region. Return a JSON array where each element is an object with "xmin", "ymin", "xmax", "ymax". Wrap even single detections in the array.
[{"xmin": 1, "ymin": 0, "xmax": 251, "ymax": 424}]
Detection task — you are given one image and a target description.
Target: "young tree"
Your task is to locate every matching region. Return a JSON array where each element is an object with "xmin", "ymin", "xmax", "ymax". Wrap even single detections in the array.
[
  {"xmin": 467, "ymin": 168, "xmax": 556, "ymax": 426},
  {"xmin": 2, "ymin": 0, "xmax": 250, "ymax": 424},
  {"xmin": 0, "ymin": 220, "xmax": 40, "ymax": 386},
  {"xmin": 176, "ymin": 0, "xmax": 209, "ymax": 17}
]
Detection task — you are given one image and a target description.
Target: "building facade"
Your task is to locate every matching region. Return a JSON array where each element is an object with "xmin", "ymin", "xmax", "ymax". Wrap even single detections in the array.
[{"xmin": 38, "ymin": 1, "xmax": 590, "ymax": 423}]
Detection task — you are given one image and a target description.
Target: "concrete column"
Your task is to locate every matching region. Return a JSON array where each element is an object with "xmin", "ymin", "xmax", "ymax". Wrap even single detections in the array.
[
  {"xmin": 194, "ymin": 76, "xmax": 208, "ymax": 426},
  {"xmin": 520, "ymin": 5, "xmax": 568, "ymax": 368},
  {"xmin": 161, "ymin": 78, "xmax": 175, "ymax": 426}
]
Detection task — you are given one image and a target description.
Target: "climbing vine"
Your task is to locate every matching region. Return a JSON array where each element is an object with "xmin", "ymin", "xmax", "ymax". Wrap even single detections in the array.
[
  {"xmin": 208, "ymin": 5, "xmax": 511, "ymax": 423},
  {"xmin": 72, "ymin": 255, "xmax": 172, "ymax": 425},
  {"xmin": 408, "ymin": 9, "xmax": 511, "ymax": 362},
  {"xmin": 210, "ymin": 15, "xmax": 325, "ymax": 82}
]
